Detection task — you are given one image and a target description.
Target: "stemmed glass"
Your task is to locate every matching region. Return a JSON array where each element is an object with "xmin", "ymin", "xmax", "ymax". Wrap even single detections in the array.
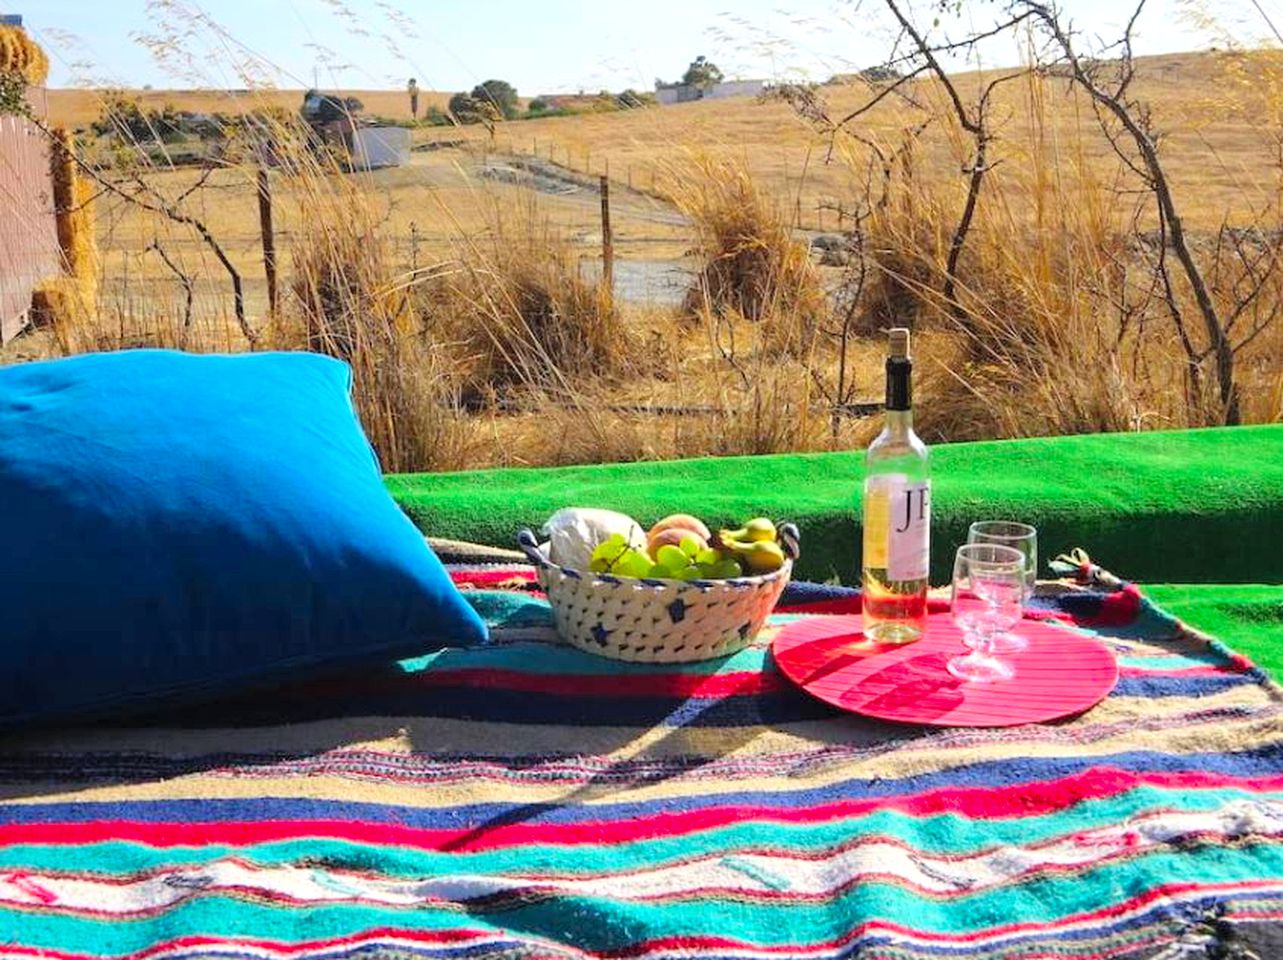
[
  {"xmin": 968, "ymin": 521, "xmax": 1037, "ymax": 653},
  {"xmin": 947, "ymin": 544, "xmax": 1026, "ymax": 684}
]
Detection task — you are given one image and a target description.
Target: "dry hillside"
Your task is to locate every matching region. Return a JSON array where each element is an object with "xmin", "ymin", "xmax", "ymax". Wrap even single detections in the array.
[{"xmin": 45, "ymin": 87, "xmax": 451, "ymax": 127}]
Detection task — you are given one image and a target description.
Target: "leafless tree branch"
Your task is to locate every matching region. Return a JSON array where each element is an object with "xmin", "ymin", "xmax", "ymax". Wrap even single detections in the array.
[
  {"xmin": 146, "ymin": 239, "xmax": 196, "ymax": 348},
  {"xmin": 38, "ymin": 118, "xmax": 258, "ymax": 347}
]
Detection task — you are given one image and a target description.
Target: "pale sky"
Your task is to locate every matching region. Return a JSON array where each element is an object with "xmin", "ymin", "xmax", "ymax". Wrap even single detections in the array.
[{"xmin": 16, "ymin": 0, "xmax": 1275, "ymax": 94}]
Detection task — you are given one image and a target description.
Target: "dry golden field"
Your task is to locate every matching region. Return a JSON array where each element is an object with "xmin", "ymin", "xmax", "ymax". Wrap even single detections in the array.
[
  {"xmin": 18, "ymin": 49, "xmax": 1283, "ymax": 471},
  {"xmin": 45, "ymin": 87, "xmax": 448, "ymax": 127}
]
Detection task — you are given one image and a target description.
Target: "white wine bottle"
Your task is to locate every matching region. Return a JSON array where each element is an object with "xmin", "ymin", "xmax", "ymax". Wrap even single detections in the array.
[{"xmin": 861, "ymin": 328, "xmax": 930, "ymax": 644}]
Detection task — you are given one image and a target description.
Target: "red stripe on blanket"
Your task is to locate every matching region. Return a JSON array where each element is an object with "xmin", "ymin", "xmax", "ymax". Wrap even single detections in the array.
[
  {"xmin": 1118, "ymin": 662, "xmax": 1254, "ymax": 678},
  {"xmin": 447, "ymin": 569, "xmax": 539, "ymax": 588},
  {"xmin": 1076, "ymin": 585, "xmax": 1144, "ymax": 627},
  {"xmin": 408, "ymin": 667, "xmax": 788, "ymax": 696},
  {"xmin": 5, "ymin": 769, "xmax": 1281, "ymax": 852},
  {"xmin": 776, "ymin": 599, "xmax": 864, "ymax": 616}
]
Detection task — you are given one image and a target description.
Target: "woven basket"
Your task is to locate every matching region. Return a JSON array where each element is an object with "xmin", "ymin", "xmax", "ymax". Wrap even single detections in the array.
[{"xmin": 516, "ymin": 524, "xmax": 800, "ymax": 663}]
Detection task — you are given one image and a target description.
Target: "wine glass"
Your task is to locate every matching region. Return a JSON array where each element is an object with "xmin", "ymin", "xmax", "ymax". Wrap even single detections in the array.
[
  {"xmin": 968, "ymin": 521, "xmax": 1037, "ymax": 653},
  {"xmin": 947, "ymin": 544, "xmax": 1025, "ymax": 684}
]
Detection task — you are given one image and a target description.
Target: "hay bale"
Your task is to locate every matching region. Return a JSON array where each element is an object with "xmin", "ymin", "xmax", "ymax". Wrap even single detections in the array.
[
  {"xmin": 0, "ymin": 26, "xmax": 49, "ymax": 87},
  {"xmin": 30, "ymin": 277, "xmax": 89, "ymax": 339},
  {"xmin": 48, "ymin": 128, "xmax": 99, "ymax": 322}
]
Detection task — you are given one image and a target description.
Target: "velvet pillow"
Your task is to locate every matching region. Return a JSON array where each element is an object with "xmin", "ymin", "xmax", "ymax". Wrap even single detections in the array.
[{"xmin": 0, "ymin": 350, "xmax": 486, "ymax": 726}]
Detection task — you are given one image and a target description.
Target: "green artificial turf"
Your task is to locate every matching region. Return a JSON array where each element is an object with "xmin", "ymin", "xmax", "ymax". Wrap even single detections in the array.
[
  {"xmin": 1144, "ymin": 583, "xmax": 1283, "ymax": 681},
  {"xmin": 388, "ymin": 424, "xmax": 1283, "ymax": 586}
]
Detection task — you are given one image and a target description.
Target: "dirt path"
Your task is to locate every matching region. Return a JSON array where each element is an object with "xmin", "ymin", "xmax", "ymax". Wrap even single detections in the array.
[{"xmin": 471, "ymin": 155, "xmax": 692, "ymax": 229}]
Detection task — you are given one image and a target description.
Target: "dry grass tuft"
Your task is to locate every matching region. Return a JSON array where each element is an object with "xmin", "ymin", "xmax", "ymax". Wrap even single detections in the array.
[
  {"xmin": 278, "ymin": 168, "xmax": 476, "ymax": 472},
  {"xmin": 669, "ymin": 156, "xmax": 826, "ymax": 354},
  {"xmin": 416, "ymin": 199, "xmax": 631, "ymax": 400}
]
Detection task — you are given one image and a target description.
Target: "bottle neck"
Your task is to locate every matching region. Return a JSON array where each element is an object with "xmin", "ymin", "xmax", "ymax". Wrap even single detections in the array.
[
  {"xmin": 884, "ymin": 408, "xmax": 914, "ymax": 434},
  {"xmin": 885, "ymin": 356, "xmax": 912, "ymax": 414}
]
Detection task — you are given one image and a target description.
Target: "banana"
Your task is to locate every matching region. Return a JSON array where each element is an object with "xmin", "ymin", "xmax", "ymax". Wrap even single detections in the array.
[
  {"xmin": 719, "ymin": 538, "xmax": 786, "ymax": 574},
  {"xmin": 718, "ymin": 517, "xmax": 776, "ymax": 545}
]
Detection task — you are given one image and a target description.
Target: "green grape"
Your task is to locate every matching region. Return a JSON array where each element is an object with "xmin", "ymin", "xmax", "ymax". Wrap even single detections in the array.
[
  {"xmin": 714, "ymin": 559, "xmax": 743, "ymax": 578},
  {"xmin": 695, "ymin": 548, "xmax": 721, "ymax": 566},
  {"xmin": 679, "ymin": 537, "xmax": 701, "ymax": 558},
  {"xmin": 590, "ymin": 534, "xmax": 629, "ymax": 564},
  {"xmin": 589, "ymin": 557, "xmax": 609, "ymax": 573},
  {"xmin": 656, "ymin": 544, "xmax": 688, "ymax": 570},
  {"xmin": 674, "ymin": 567, "xmax": 702, "ymax": 581},
  {"xmin": 614, "ymin": 551, "xmax": 654, "ymax": 579},
  {"xmin": 648, "ymin": 563, "xmax": 672, "ymax": 578}
]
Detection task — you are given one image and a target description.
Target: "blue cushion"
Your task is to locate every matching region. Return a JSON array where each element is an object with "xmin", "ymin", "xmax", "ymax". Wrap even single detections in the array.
[{"xmin": 0, "ymin": 350, "xmax": 487, "ymax": 726}]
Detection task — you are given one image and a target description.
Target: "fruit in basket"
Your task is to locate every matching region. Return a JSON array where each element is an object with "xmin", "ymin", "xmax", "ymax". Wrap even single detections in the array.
[
  {"xmin": 717, "ymin": 517, "xmax": 777, "ymax": 545},
  {"xmin": 543, "ymin": 508, "xmax": 646, "ymax": 570},
  {"xmin": 648, "ymin": 514, "xmax": 713, "ymax": 542},
  {"xmin": 719, "ymin": 537, "xmax": 787, "ymax": 574},
  {"xmin": 589, "ymin": 534, "xmax": 653, "ymax": 577},
  {"xmin": 580, "ymin": 514, "xmax": 792, "ymax": 580},
  {"xmin": 647, "ymin": 527, "xmax": 709, "ymax": 556}
]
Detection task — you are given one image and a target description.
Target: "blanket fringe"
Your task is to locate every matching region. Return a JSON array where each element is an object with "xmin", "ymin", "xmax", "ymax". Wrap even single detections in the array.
[{"xmin": 1050, "ymin": 548, "xmax": 1127, "ymax": 591}]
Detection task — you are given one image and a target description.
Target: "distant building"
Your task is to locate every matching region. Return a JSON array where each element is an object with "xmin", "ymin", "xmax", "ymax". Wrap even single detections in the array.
[
  {"xmin": 351, "ymin": 127, "xmax": 411, "ymax": 170},
  {"xmin": 654, "ymin": 79, "xmax": 766, "ymax": 105}
]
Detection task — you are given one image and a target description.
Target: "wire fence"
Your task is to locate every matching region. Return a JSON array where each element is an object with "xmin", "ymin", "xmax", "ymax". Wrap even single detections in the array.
[{"xmin": 433, "ymin": 132, "xmax": 855, "ymax": 235}]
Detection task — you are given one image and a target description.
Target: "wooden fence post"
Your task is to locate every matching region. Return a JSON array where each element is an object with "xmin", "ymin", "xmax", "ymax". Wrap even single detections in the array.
[
  {"xmin": 256, "ymin": 165, "xmax": 278, "ymax": 317},
  {"xmin": 600, "ymin": 175, "xmax": 614, "ymax": 301}
]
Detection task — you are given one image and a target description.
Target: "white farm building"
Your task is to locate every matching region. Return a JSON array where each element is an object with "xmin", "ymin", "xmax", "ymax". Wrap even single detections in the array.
[{"xmin": 654, "ymin": 79, "xmax": 767, "ymax": 105}]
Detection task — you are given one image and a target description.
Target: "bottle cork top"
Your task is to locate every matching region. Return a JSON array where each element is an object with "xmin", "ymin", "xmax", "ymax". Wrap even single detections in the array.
[{"xmin": 888, "ymin": 327, "xmax": 910, "ymax": 360}]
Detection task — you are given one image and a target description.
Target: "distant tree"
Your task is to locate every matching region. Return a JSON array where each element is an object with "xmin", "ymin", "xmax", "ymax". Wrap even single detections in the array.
[
  {"xmin": 448, "ymin": 91, "xmax": 479, "ymax": 123},
  {"xmin": 407, "ymin": 77, "xmax": 419, "ymax": 118},
  {"xmin": 301, "ymin": 89, "xmax": 363, "ymax": 123},
  {"xmin": 469, "ymin": 79, "xmax": 518, "ymax": 120},
  {"xmin": 91, "ymin": 90, "xmax": 184, "ymax": 142},
  {"xmin": 527, "ymin": 96, "xmax": 550, "ymax": 114},
  {"xmin": 449, "ymin": 90, "xmax": 502, "ymax": 138},
  {"xmin": 681, "ymin": 56, "xmax": 723, "ymax": 90},
  {"xmin": 858, "ymin": 64, "xmax": 901, "ymax": 83}
]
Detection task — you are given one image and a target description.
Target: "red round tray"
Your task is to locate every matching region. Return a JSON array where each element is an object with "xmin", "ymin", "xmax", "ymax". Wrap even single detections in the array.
[{"xmin": 772, "ymin": 613, "xmax": 1118, "ymax": 727}]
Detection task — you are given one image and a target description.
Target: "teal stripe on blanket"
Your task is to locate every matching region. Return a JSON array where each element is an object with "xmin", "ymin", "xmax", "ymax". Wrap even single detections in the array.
[{"xmin": 5, "ymin": 845, "xmax": 1283, "ymax": 952}]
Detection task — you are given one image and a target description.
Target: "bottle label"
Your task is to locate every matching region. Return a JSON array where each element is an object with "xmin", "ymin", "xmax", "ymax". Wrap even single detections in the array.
[{"xmin": 864, "ymin": 475, "xmax": 930, "ymax": 580}]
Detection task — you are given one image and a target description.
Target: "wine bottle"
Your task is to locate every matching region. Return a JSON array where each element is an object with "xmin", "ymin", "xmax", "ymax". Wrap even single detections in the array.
[{"xmin": 861, "ymin": 327, "xmax": 930, "ymax": 644}]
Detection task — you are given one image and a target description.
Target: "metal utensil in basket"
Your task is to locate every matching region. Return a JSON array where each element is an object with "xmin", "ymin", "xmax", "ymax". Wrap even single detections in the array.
[{"xmin": 516, "ymin": 523, "xmax": 800, "ymax": 663}]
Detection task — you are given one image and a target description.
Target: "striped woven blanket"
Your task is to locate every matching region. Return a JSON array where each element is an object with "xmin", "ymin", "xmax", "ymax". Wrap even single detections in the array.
[{"xmin": 0, "ymin": 564, "xmax": 1280, "ymax": 959}]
